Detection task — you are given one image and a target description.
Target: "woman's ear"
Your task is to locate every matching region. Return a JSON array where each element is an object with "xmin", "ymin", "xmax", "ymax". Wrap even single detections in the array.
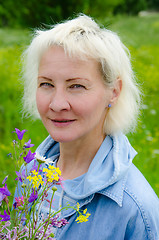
[{"xmin": 110, "ymin": 78, "xmax": 122, "ymax": 106}]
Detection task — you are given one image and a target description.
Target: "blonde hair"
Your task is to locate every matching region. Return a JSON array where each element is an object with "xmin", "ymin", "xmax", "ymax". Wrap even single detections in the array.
[{"xmin": 22, "ymin": 14, "xmax": 141, "ymax": 134}]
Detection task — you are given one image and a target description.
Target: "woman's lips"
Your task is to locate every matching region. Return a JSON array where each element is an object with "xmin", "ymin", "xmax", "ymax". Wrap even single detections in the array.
[{"xmin": 51, "ymin": 119, "xmax": 76, "ymax": 127}]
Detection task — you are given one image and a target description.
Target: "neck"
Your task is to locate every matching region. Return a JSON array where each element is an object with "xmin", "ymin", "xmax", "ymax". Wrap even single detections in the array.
[{"xmin": 57, "ymin": 130, "xmax": 106, "ymax": 180}]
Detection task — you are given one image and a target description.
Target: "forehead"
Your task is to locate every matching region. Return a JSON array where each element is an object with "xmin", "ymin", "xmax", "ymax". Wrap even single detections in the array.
[
  {"xmin": 39, "ymin": 46, "xmax": 102, "ymax": 78},
  {"xmin": 40, "ymin": 45, "xmax": 95, "ymax": 65}
]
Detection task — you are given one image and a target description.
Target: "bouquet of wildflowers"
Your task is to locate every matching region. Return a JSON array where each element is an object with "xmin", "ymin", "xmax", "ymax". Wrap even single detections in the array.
[{"xmin": 0, "ymin": 128, "xmax": 90, "ymax": 239}]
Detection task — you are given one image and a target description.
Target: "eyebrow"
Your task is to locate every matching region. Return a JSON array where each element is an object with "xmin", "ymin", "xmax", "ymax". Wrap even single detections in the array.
[
  {"xmin": 38, "ymin": 76, "xmax": 52, "ymax": 81},
  {"xmin": 66, "ymin": 77, "xmax": 90, "ymax": 82},
  {"xmin": 38, "ymin": 76, "xmax": 90, "ymax": 82}
]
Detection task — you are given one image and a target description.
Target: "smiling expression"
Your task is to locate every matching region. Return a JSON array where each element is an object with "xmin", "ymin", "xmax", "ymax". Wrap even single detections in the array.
[{"xmin": 36, "ymin": 46, "xmax": 114, "ymax": 143}]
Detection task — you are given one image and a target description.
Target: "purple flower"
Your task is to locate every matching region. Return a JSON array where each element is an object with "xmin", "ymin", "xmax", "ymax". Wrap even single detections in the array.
[
  {"xmin": 0, "ymin": 193, "xmax": 5, "ymax": 206},
  {"xmin": 28, "ymin": 190, "xmax": 38, "ymax": 203},
  {"xmin": 0, "ymin": 184, "xmax": 11, "ymax": 196},
  {"xmin": 31, "ymin": 160, "xmax": 38, "ymax": 172},
  {"xmin": 54, "ymin": 218, "xmax": 68, "ymax": 227},
  {"xmin": 30, "ymin": 160, "xmax": 42, "ymax": 174},
  {"xmin": 12, "ymin": 140, "xmax": 17, "ymax": 144},
  {"xmin": 51, "ymin": 214, "xmax": 69, "ymax": 228},
  {"xmin": 24, "ymin": 139, "xmax": 34, "ymax": 148},
  {"xmin": 20, "ymin": 216, "xmax": 27, "ymax": 222},
  {"xmin": 0, "ymin": 179, "xmax": 10, "ymax": 205},
  {"xmin": 7, "ymin": 153, "xmax": 12, "ymax": 158},
  {"xmin": 15, "ymin": 128, "xmax": 27, "ymax": 140},
  {"xmin": 2, "ymin": 176, "xmax": 8, "ymax": 185},
  {"xmin": 23, "ymin": 150, "xmax": 36, "ymax": 163},
  {"xmin": 0, "ymin": 210, "xmax": 11, "ymax": 221},
  {"xmin": 15, "ymin": 170, "xmax": 26, "ymax": 182},
  {"xmin": 15, "ymin": 171, "xmax": 22, "ymax": 182}
]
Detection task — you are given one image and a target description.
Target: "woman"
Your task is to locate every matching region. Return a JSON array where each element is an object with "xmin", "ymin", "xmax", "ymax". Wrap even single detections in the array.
[{"xmin": 19, "ymin": 14, "xmax": 159, "ymax": 239}]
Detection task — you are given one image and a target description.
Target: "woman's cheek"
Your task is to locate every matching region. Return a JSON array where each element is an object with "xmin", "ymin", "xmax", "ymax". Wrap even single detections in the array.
[{"xmin": 36, "ymin": 91, "xmax": 47, "ymax": 114}]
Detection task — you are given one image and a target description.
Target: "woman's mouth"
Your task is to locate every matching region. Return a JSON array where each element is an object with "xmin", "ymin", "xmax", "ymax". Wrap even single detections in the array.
[{"xmin": 51, "ymin": 119, "xmax": 76, "ymax": 127}]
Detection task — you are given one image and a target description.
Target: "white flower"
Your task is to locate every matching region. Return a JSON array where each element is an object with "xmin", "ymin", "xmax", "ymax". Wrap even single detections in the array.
[{"xmin": 35, "ymin": 153, "xmax": 52, "ymax": 164}]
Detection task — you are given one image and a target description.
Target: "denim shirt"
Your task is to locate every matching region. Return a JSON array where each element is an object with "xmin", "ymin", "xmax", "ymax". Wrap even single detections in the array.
[{"xmin": 15, "ymin": 133, "xmax": 159, "ymax": 239}]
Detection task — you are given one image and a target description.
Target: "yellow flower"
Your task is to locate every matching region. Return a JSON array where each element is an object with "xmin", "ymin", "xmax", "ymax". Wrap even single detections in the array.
[
  {"xmin": 32, "ymin": 170, "xmax": 38, "ymax": 175},
  {"xmin": 43, "ymin": 166, "xmax": 61, "ymax": 183},
  {"xmin": 75, "ymin": 213, "xmax": 91, "ymax": 223},
  {"xmin": 83, "ymin": 208, "xmax": 87, "ymax": 214},
  {"xmin": 75, "ymin": 208, "xmax": 91, "ymax": 223},
  {"xmin": 27, "ymin": 170, "xmax": 44, "ymax": 189},
  {"xmin": 27, "ymin": 175, "xmax": 32, "ymax": 181}
]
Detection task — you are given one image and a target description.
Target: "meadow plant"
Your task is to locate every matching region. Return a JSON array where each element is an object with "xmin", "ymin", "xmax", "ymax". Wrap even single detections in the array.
[{"xmin": 0, "ymin": 129, "xmax": 90, "ymax": 239}]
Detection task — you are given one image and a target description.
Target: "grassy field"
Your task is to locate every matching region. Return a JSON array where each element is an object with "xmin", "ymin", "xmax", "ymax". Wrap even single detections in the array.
[{"xmin": 0, "ymin": 15, "xmax": 159, "ymax": 196}]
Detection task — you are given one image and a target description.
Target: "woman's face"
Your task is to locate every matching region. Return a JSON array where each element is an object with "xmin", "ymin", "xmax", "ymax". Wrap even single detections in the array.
[{"xmin": 36, "ymin": 46, "xmax": 114, "ymax": 143}]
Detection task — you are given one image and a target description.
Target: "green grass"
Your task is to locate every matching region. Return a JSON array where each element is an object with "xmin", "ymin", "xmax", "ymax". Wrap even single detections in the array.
[{"xmin": 0, "ymin": 15, "xmax": 159, "ymax": 196}]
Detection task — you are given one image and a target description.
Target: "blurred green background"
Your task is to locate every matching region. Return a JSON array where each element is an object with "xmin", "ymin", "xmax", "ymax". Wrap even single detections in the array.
[{"xmin": 0, "ymin": 0, "xmax": 159, "ymax": 197}]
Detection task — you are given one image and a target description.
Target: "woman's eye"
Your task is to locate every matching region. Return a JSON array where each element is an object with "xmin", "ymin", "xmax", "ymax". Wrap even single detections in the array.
[
  {"xmin": 70, "ymin": 84, "xmax": 86, "ymax": 89},
  {"xmin": 40, "ymin": 82, "xmax": 54, "ymax": 88}
]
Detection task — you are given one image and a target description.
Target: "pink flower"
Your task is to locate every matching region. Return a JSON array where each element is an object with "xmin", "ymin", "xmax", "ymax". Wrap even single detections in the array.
[{"xmin": 14, "ymin": 196, "xmax": 24, "ymax": 207}]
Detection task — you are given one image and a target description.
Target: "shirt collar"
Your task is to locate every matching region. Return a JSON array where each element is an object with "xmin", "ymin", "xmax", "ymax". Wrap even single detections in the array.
[{"xmin": 98, "ymin": 173, "xmax": 128, "ymax": 207}]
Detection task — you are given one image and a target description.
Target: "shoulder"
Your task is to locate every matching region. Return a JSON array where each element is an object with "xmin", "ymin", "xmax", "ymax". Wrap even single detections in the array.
[
  {"xmin": 123, "ymin": 164, "xmax": 159, "ymax": 239},
  {"xmin": 125, "ymin": 164, "xmax": 159, "ymax": 209}
]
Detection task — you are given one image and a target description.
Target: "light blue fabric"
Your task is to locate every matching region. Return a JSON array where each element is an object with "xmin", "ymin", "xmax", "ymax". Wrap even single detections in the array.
[{"xmin": 15, "ymin": 133, "xmax": 159, "ymax": 239}]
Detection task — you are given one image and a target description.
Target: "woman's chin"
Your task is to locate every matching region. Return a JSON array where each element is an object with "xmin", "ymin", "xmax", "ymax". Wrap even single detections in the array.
[{"xmin": 50, "ymin": 133, "xmax": 78, "ymax": 143}]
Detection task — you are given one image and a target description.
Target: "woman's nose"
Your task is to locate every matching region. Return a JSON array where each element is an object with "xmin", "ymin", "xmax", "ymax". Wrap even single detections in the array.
[{"xmin": 49, "ymin": 90, "xmax": 71, "ymax": 112}]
